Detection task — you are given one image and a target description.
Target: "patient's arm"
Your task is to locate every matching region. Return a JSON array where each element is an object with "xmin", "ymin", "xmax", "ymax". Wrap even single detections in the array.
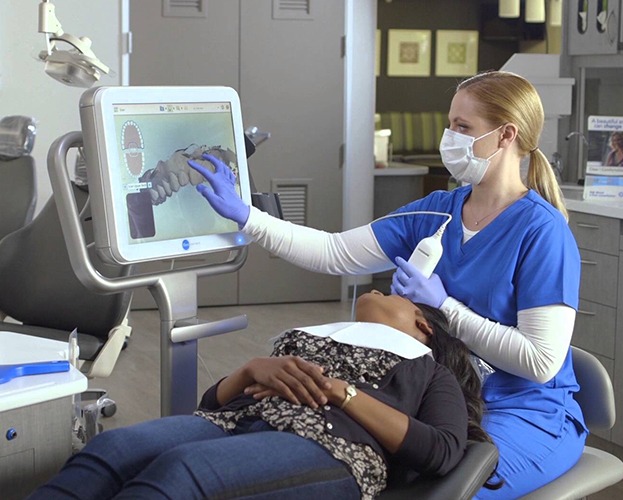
[
  {"xmin": 325, "ymin": 377, "xmax": 410, "ymax": 453},
  {"xmin": 215, "ymin": 356, "xmax": 331, "ymax": 408},
  {"xmin": 246, "ymin": 373, "xmax": 413, "ymax": 455},
  {"xmin": 441, "ymin": 299, "xmax": 575, "ymax": 383},
  {"xmin": 213, "ymin": 355, "xmax": 466, "ymax": 474},
  {"xmin": 242, "ymin": 206, "xmax": 393, "ymax": 275},
  {"xmin": 332, "ymin": 362, "xmax": 467, "ymax": 475}
]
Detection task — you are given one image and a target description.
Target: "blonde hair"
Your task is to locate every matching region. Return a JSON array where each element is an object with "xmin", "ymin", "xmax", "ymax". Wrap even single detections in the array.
[
  {"xmin": 457, "ymin": 71, "xmax": 568, "ymax": 221},
  {"xmin": 610, "ymin": 131, "xmax": 623, "ymax": 151}
]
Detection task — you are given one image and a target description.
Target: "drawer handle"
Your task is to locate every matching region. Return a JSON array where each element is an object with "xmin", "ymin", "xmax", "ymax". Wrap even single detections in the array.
[
  {"xmin": 577, "ymin": 309, "xmax": 596, "ymax": 316},
  {"xmin": 576, "ymin": 223, "xmax": 600, "ymax": 229},
  {"xmin": 580, "ymin": 260, "xmax": 597, "ymax": 266}
]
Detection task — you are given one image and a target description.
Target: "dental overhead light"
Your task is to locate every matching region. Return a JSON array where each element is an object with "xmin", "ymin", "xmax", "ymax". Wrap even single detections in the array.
[{"xmin": 37, "ymin": 0, "xmax": 110, "ymax": 88}]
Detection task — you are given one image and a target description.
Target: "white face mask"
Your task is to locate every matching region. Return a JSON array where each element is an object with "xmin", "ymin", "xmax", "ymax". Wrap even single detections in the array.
[{"xmin": 439, "ymin": 126, "xmax": 503, "ymax": 185}]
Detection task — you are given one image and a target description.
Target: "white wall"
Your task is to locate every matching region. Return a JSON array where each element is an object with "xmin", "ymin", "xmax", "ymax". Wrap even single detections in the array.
[{"xmin": 0, "ymin": 0, "xmax": 122, "ymax": 212}]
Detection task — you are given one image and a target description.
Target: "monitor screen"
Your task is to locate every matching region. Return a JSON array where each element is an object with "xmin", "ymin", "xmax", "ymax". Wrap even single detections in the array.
[{"xmin": 79, "ymin": 86, "xmax": 252, "ymax": 265}]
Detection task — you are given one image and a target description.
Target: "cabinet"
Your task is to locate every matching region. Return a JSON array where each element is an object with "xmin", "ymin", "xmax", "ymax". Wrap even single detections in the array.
[
  {"xmin": 567, "ymin": 0, "xmax": 621, "ymax": 55},
  {"xmin": 1, "ymin": 398, "xmax": 73, "ymax": 500},
  {"xmin": 568, "ymin": 210, "xmax": 622, "ymax": 444},
  {"xmin": 614, "ymin": 234, "xmax": 623, "ymax": 445},
  {"xmin": 129, "ymin": 0, "xmax": 345, "ymax": 306}
]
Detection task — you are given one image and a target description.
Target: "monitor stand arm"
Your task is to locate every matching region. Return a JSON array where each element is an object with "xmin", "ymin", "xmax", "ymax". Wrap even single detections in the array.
[{"xmin": 48, "ymin": 131, "xmax": 249, "ymax": 416}]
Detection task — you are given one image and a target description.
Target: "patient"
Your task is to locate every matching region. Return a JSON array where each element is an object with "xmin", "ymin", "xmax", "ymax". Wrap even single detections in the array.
[{"xmin": 28, "ymin": 291, "xmax": 498, "ymax": 500}]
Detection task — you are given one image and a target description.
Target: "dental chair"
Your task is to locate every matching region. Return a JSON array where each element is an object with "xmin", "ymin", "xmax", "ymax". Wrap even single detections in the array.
[
  {"xmin": 0, "ymin": 116, "xmax": 37, "ymax": 241},
  {"xmin": 0, "ymin": 181, "xmax": 133, "ymax": 385},
  {"xmin": 379, "ymin": 440, "xmax": 499, "ymax": 499},
  {"xmin": 520, "ymin": 346, "xmax": 623, "ymax": 499}
]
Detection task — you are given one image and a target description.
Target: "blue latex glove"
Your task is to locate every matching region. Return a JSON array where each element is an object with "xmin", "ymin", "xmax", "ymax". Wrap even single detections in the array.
[
  {"xmin": 391, "ymin": 256, "xmax": 448, "ymax": 308},
  {"xmin": 187, "ymin": 154, "xmax": 250, "ymax": 226}
]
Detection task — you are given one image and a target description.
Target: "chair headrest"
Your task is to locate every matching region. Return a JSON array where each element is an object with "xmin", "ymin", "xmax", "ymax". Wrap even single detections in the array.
[{"xmin": 0, "ymin": 116, "xmax": 37, "ymax": 160}]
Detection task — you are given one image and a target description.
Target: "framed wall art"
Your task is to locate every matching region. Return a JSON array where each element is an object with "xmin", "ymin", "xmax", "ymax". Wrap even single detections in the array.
[
  {"xmin": 435, "ymin": 30, "xmax": 478, "ymax": 77},
  {"xmin": 387, "ymin": 29, "xmax": 431, "ymax": 77}
]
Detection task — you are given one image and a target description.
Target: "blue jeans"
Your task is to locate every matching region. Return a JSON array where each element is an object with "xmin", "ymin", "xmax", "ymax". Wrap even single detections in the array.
[{"xmin": 28, "ymin": 415, "xmax": 360, "ymax": 500}]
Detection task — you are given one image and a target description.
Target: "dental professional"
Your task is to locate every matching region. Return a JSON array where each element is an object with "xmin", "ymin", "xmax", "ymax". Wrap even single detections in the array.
[{"xmin": 188, "ymin": 70, "xmax": 584, "ymax": 498}]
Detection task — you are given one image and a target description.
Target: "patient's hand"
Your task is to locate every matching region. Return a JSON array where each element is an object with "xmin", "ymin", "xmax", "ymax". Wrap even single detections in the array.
[{"xmin": 242, "ymin": 356, "xmax": 332, "ymax": 409}]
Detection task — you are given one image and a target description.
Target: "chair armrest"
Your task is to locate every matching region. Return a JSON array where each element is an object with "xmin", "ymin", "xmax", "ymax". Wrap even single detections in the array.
[
  {"xmin": 379, "ymin": 441, "xmax": 499, "ymax": 500},
  {"xmin": 84, "ymin": 320, "xmax": 132, "ymax": 378}
]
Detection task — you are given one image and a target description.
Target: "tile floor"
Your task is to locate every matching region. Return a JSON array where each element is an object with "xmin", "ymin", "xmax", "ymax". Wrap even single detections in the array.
[{"xmin": 94, "ymin": 301, "xmax": 623, "ymax": 499}]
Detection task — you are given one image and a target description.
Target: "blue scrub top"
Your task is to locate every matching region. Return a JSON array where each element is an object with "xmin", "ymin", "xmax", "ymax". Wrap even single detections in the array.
[{"xmin": 372, "ymin": 186, "xmax": 585, "ymax": 435}]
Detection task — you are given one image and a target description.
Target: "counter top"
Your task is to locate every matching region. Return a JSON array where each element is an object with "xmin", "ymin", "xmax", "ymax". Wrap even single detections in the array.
[
  {"xmin": 374, "ymin": 162, "xmax": 429, "ymax": 176},
  {"xmin": 565, "ymin": 197, "xmax": 623, "ymax": 219},
  {"xmin": 562, "ymin": 184, "xmax": 623, "ymax": 219},
  {"xmin": 0, "ymin": 331, "xmax": 87, "ymax": 412}
]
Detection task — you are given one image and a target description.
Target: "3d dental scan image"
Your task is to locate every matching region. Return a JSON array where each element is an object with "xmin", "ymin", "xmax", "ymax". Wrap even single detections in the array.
[{"xmin": 79, "ymin": 86, "xmax": 252, "ymax": 264}]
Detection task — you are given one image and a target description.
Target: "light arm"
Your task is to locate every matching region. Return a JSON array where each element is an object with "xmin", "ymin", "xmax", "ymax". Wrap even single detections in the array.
[{"xmin": 37, "ymin": 1, "xmax": 110, "ymax": 87}]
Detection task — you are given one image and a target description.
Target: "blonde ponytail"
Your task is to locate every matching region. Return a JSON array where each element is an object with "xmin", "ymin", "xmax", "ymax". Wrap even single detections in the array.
[
  {"xmin": 458, "ymin": 71, "xmax": 569, "ymax": 221},
  {"xmin": 526, "ymin": 149, "xmax": 568, "ymax": 221}
]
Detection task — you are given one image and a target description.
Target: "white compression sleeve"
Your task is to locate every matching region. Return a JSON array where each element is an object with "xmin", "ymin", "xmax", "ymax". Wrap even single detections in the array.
[
  {"xmin": 440, "ymin": 298, "xmax": 576, "ymax": 383},
  {"xmin": 242, "ymin": 206, "xmax": 393, "ymax": 275}
]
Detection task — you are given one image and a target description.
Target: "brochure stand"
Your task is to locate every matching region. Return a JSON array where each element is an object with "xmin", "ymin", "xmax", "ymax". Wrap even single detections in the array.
[{"xmin": 584, "ymin": 116, "xmax": 623, "ymax": 201}]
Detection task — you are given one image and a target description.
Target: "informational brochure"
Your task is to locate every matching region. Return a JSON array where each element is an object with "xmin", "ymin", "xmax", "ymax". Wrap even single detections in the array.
[{"xmin": 583, "ymin": 116, "xmax": 623, "ymax": 201}]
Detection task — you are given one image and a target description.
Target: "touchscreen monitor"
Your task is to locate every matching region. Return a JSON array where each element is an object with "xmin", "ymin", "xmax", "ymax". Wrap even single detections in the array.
[{"xmin": 79, "ymin": 86, "xmax": 252, "ymax": 265}]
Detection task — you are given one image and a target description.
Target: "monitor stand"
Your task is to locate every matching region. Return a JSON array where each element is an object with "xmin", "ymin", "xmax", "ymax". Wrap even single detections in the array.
[{"xmin": 48, "ymin": 131, "xmax": 248, "ymax": 416}]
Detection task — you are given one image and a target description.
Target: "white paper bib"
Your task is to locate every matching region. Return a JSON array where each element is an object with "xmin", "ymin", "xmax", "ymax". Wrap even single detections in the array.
[{"xmin": 283, "ymin": 322, "xmax": 431, "ymax": 360}]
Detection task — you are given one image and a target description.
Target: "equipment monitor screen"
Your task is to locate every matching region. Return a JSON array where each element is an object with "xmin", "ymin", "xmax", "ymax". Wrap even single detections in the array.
[{"xmin": 79, "ymin": 86, "xmax": 252, "ymax": 265}]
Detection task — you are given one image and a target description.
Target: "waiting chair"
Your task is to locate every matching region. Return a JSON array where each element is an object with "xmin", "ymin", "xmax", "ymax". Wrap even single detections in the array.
[
  {"xmin": 0, "ymin": 182, "xmax": 133, "ymax": 380},
  {"xmin": 520, "ymin": 346, "xmax": 623, "ymax": 499},
  {"xmin": 0, "ymin": 115, "xmax": 37, "ymax": 241}
]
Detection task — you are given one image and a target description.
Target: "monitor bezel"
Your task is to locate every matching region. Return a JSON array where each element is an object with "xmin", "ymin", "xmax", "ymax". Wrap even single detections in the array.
[{"xmin": 79, "ymin": 85, "xmax": 252, "ymax": 265}]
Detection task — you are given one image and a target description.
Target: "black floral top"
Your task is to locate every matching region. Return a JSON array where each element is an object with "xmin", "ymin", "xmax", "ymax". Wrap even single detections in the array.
[{"xmin": 195, "ymin": 329, "xmax": 406, "ymax": 499}]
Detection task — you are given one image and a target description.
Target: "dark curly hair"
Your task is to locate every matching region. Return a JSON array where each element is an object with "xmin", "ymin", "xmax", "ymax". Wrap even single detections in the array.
[{"xmin": 415, "ymin": 303, "xmax": 503, "ymax": 490}]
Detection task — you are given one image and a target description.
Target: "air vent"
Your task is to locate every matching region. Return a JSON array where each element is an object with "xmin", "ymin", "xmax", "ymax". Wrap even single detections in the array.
[
  {"xmin": 271, "ymin": 180, "xmax": 309, "ymax": 225},
  {"xmin": 162, "ymin": 0, "xmax": 207, "ymax": 18},
  {"xmin": 272, "ymin": 0, "xmax": 314, "ymax": 21}
]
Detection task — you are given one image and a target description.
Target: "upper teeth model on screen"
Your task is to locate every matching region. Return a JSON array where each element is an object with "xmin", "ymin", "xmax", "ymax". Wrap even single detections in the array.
[{"xmin": 137, "ymin": 144, "xmax": 238, "ymax": 206}]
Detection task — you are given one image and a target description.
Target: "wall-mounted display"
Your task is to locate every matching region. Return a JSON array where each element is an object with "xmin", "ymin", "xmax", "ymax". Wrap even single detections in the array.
[
  {"xmin": 435, "ymin": 30, "xmax": 478, "ymax": 77},
  {"xmin": 387, "ymin": 29, "xmax": 431, "ymax": 77}
]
